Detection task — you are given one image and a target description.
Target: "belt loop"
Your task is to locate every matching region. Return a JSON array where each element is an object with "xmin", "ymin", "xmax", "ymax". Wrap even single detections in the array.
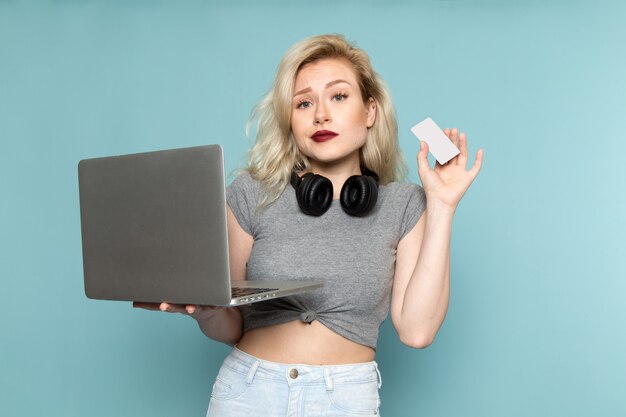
[
  {"xmin": 246, "ymin": 360, "xmax": 260, "ymax": 385},
  {"xmin": 323, "ymin": 368, "xmax": 333, "ymax": 392},
  {"xmin": 374, "ymin": 362, "xmax": 382, "ymax": 389}
]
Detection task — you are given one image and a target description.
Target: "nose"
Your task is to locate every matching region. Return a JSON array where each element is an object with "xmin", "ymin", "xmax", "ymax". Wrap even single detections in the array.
[{"xmin": 314, "ymin": 102, "xmax": 331, "ymax": 125}]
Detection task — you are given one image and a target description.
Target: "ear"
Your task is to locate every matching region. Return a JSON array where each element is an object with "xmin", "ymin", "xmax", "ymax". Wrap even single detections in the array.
[{"xmin": 365, "ymin": 97, "xmax": 377, "ymax": 128}]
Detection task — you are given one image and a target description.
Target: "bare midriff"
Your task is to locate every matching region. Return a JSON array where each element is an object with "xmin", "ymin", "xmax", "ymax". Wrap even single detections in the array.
[{"xmin": 235, "ymin": 320, "xmax": 375, "ymax": 365}]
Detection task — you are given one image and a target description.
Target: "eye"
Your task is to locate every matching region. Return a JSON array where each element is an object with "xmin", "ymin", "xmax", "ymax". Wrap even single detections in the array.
[
  {"xmin": 332, "ymin": 93, "xmax": 348, "ymax": 102},
  {"xmin": 296, "ymin": 99, "xmax": 313, "ymax": 109}
]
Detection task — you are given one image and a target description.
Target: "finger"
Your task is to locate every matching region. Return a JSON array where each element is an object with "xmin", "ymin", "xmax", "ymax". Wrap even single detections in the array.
[
  {"xmin": 159, "ymin": 302, "xmax": 186, "ymax": 313},
  {"xmin": 450, "ymin": 127, "xmax": 459, "ymax": 147},
  {"xmin": 416, "ymin": 141, "xmax": 431, "ymax": 176},
  {"xmin": 133, "ymin": 302, "xmax": 161, "ymax": 311},
  {"xmin": 468, "ymin": 148, "xmax": 484, "ymax": 179},
  {"xmin": 444, "ymin": 128, "xmax": 460, "ymax": 166},
  {"xmin": 457, "ymin": 132, "xmax": 468, "ymax": 167},
  {"xmin": 185, "ymin": 305, "xmax": 198, "ymax": 314}
]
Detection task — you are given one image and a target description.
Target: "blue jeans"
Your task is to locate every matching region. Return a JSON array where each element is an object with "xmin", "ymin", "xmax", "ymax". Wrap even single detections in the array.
[{"xmin": 206, "ymin": 347, "xmax": 382, "ymax": 417}]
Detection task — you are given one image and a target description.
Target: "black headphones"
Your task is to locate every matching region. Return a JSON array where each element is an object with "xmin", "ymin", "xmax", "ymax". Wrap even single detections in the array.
[{"xmin": 290, "ymin": 168, "xmax": 379, "ymax": 217}]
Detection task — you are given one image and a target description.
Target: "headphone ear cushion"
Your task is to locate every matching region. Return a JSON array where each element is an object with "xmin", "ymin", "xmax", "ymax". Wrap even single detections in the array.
[
  {"xmin": 340, "ymin": 174, "xmax": 379, "ymax": 217},
  {"xmin": 296, "ymin": 173, "xmax": 333, "ymax": 216}
]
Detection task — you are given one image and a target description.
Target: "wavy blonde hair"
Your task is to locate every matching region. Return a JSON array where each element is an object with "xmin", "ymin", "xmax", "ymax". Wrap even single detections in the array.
[{"xmin": 246, "ymin": 34, "xmax": 407, "ymax": 207}]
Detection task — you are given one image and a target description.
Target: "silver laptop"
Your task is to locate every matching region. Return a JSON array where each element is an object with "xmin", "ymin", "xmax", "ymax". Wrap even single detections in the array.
[{"xmin": 78, "ymin": 144, "xmax": 322, "ymax": 306}]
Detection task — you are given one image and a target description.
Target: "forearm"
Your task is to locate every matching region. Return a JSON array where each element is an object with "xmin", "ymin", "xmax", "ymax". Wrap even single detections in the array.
[
  {"xmin": 195, "ymin": 307, "xmax": 243, "ymax": 346},
  {"xmin": 399, "ymin": 204, "xmax": 454, "ymax": 346}
]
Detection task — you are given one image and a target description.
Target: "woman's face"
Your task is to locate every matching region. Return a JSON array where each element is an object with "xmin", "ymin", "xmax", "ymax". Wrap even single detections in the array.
[{"xmin": 291, "ymin": 58, "xmax": 376, "ymax": 172}]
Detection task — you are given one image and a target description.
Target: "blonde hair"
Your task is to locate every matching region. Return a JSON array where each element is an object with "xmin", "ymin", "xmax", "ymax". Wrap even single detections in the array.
[{"xmin": 246, "ymin": 34, "xmax": 407, "ymax": 207}]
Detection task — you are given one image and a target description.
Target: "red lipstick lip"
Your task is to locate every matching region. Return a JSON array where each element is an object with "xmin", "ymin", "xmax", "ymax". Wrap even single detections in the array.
[{"xmin": 311, "ymin": 130, "xmax": 338, "ymax": 142}]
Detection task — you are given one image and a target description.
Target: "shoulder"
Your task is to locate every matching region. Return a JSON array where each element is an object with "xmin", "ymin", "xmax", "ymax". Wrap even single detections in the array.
[
  {"xmin": 379, "ymin": 181, "xmax": 427, "ymax": 238},
  {"xmin": 228, "ymin": 170, "xmax": 258, "ymax": 187},
  {"xmin": 227, "ymin": 170, "xmax": 262, "ymax": 196},
  {"xmin": 380, "ymin": 181, "xmax": 426, "ymax": 205},
  {"xmin": 382, "ymin": 181, "xmax": 423, "ymax": 192},
  {"xmin": 226, "ymin": 171, "xmax": 264, "ymax": 236}
]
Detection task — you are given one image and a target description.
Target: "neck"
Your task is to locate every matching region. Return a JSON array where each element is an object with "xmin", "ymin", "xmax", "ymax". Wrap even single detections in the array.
[{"xmin": 308, "ymin": 160, "xmax": 362, "ymax": 199}]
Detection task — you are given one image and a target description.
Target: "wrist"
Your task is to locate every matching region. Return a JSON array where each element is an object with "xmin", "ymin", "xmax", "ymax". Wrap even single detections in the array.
[{"xmin": 426, "ymin": 199, "xmax": 457, "ymax": 217}]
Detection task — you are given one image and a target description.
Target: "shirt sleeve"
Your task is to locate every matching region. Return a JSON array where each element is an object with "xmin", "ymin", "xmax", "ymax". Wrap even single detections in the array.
[
  {"xmin": 226, "ymin": 172, "xmax": 259, "ymax": 236},
  {"xmin": 399, "ymin": 183, "xmax": 427, "ymax": 239}
]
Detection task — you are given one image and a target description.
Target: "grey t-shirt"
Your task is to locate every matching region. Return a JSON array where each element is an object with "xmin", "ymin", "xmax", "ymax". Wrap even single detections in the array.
[{"xmin": 227, "ymin": 172, "xmax": 426, "ymax": 349}]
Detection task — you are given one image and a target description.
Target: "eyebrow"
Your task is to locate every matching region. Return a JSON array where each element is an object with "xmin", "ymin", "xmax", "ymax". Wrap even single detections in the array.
[{"xmin": 293, "ymin": 79, "xmax": 352, "ymax": 97}]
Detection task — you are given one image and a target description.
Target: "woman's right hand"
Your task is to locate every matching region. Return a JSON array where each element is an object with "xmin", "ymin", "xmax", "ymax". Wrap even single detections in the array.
[
  {"xmin": 133, "ymin": 301, "xmax": 243, "ymax": 345},
  {"xmin": 132, "ymin": 302, "xmax": 225, "ymax": 321}
]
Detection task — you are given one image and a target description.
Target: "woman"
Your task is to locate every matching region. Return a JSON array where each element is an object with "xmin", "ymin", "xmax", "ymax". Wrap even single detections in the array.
[{"xmin": 136, "ymin": 34, "xmax": 482, "ymax": 416}]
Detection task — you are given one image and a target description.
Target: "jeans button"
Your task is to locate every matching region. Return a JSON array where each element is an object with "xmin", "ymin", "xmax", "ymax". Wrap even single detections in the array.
[{"xmin": 289, "ymin": 368, "xmax": 298, "ymax": 379}]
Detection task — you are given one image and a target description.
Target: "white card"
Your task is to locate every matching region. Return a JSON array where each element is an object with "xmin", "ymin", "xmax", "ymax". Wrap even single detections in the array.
[{"xmin": 410, "ymin": 117, "xmax": 460, "ymax": 165}]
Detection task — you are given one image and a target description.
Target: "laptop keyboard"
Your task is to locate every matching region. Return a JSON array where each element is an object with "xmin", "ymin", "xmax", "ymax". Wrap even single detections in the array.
[{"xmin": 231, "ymin": 287, "xmax": 279, "ymax": 297}]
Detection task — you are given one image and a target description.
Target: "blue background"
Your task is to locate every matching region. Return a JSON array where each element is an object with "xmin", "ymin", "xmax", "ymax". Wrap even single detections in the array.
[{"xmin": 1, "ymin": 1, "xmax": 625, "ymax": 416}]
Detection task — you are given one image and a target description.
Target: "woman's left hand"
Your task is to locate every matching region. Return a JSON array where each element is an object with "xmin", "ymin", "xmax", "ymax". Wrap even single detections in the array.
[{"xmin": 416, "ymin": 127, "xmax": 483, "ymax": 211}]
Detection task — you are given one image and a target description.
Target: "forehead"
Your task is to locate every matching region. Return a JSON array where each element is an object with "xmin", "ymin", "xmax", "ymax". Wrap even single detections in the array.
[{"xmin": 294, "ymin": 58, "xmax": 359, "ymax": 89}]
